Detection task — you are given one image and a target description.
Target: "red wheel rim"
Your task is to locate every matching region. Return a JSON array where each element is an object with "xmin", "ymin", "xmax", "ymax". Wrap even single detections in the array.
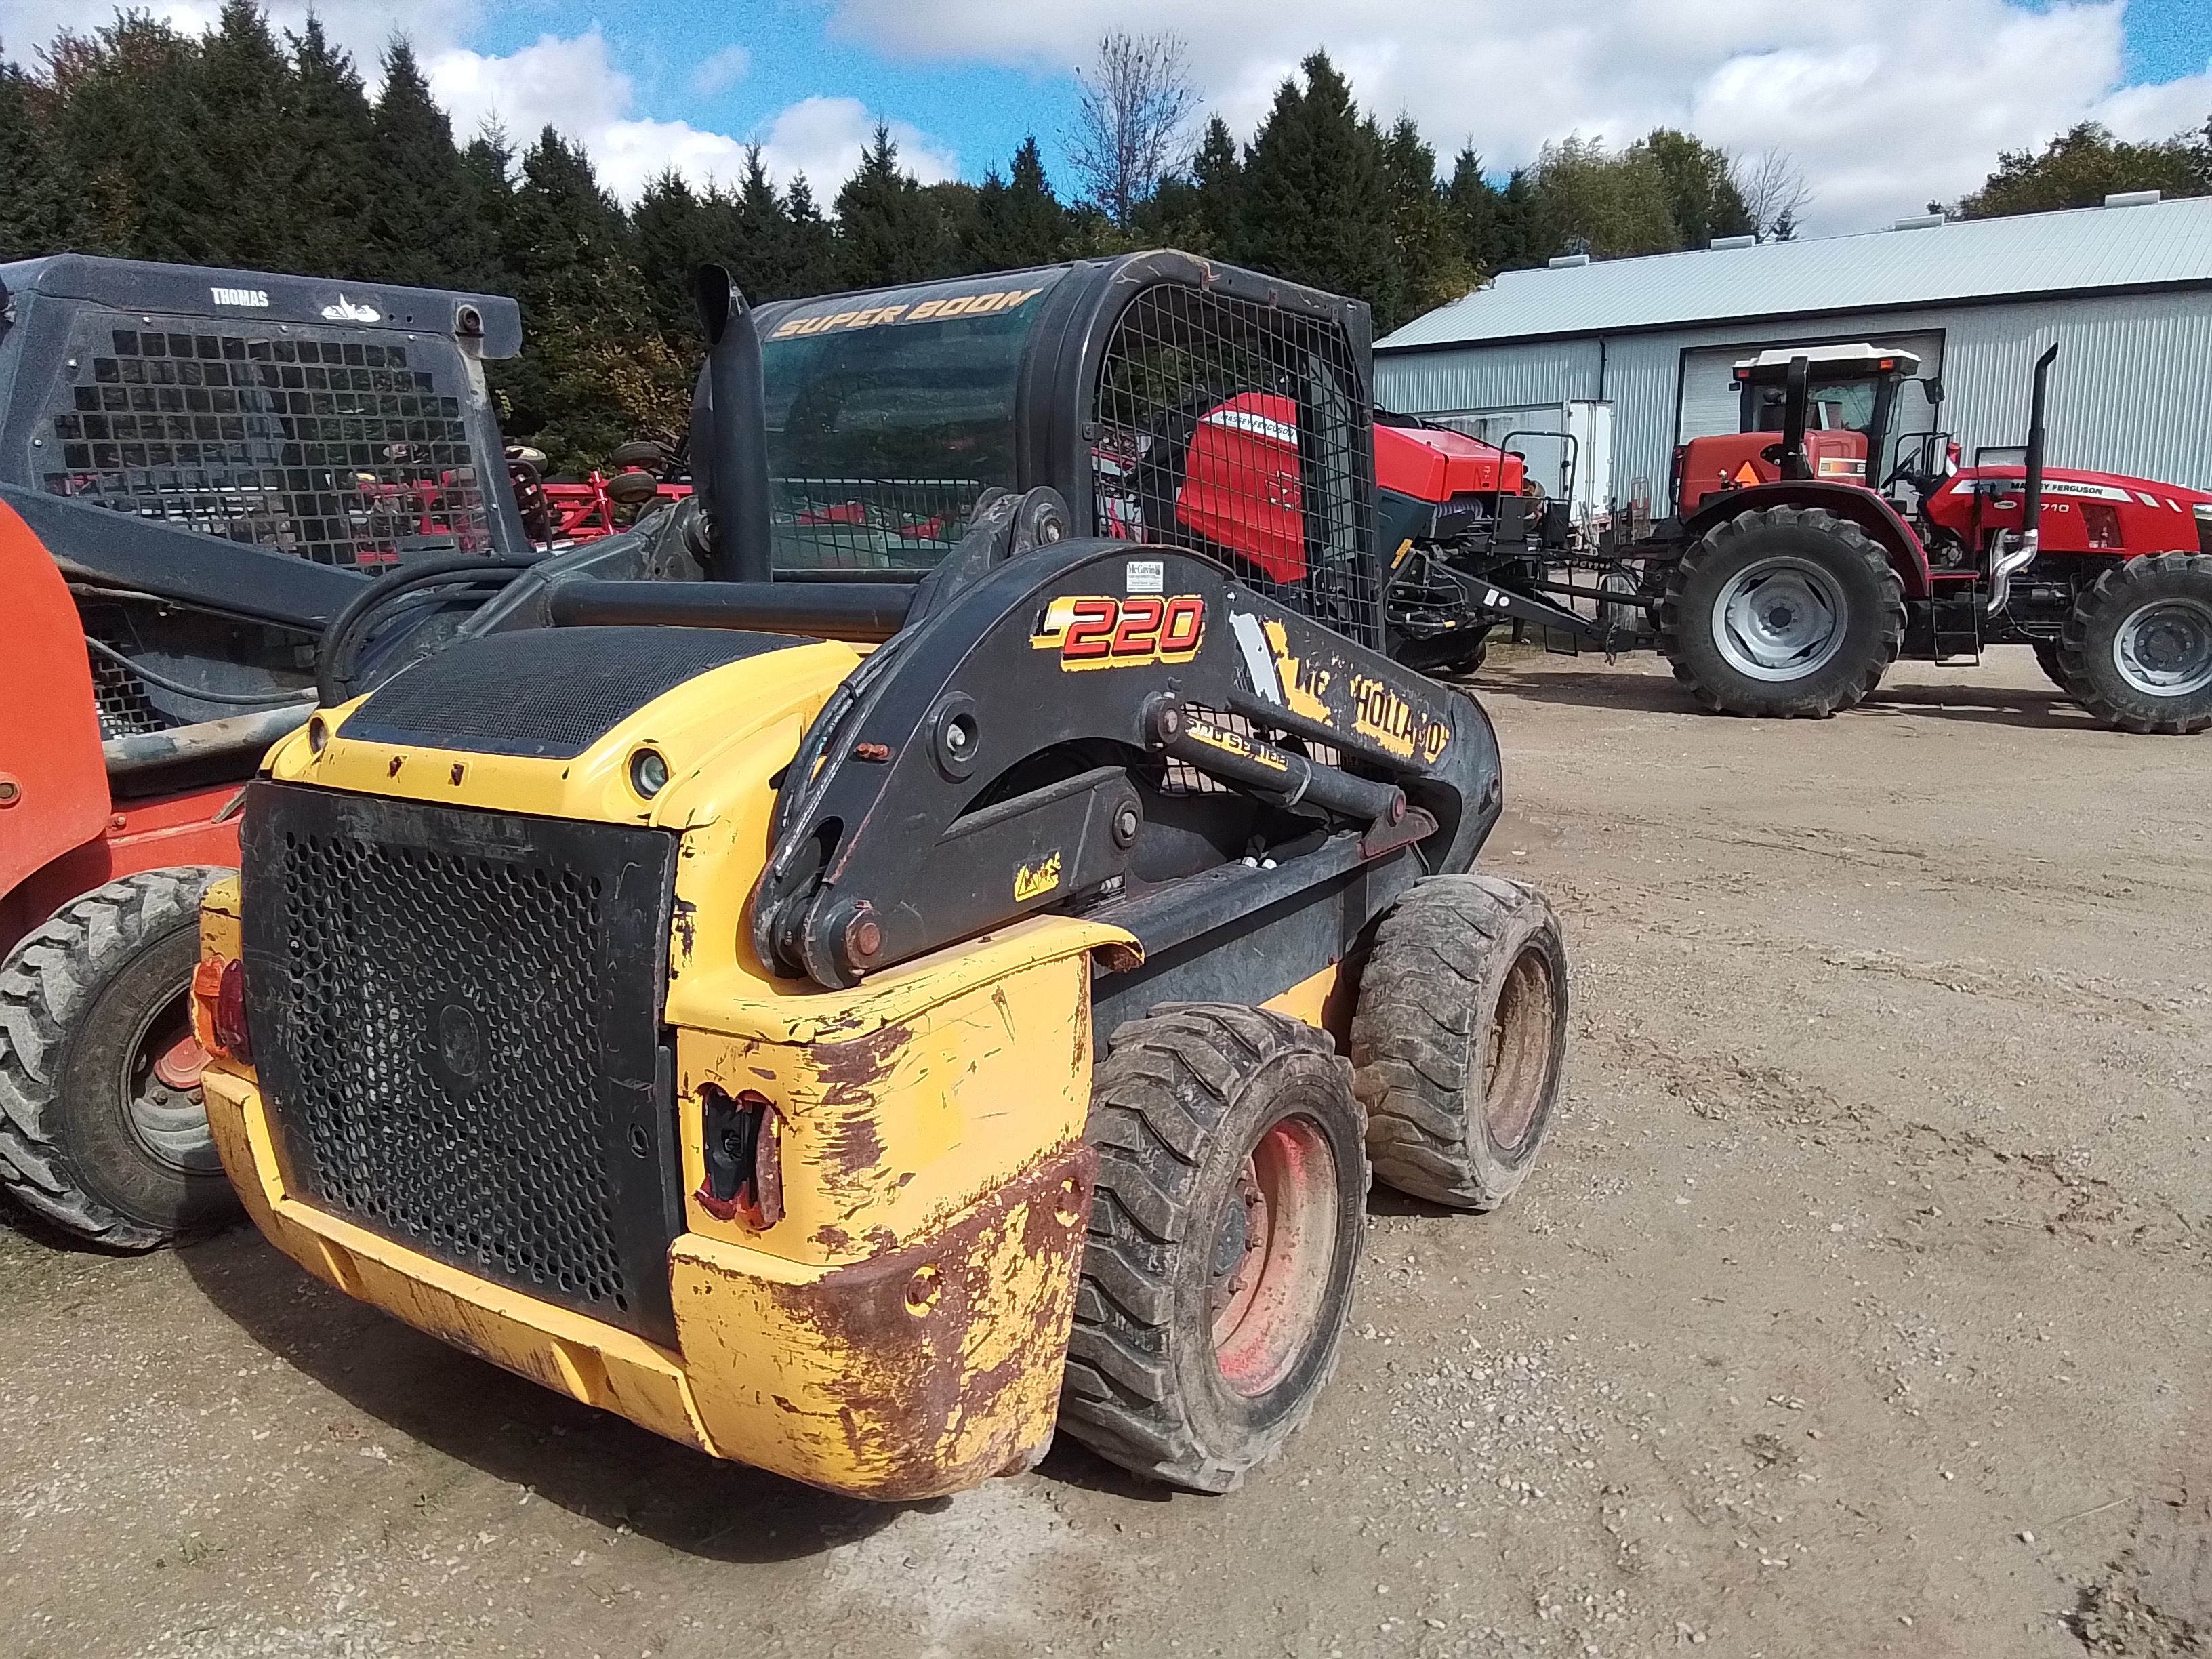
[
  {"xmin": 1210, "ymin": 1113, "xmax": 1338, "ymax": 1397},
  {"xmin": 1482, "ymin": 945, "xmax": 1555, "ymax": 1152}
]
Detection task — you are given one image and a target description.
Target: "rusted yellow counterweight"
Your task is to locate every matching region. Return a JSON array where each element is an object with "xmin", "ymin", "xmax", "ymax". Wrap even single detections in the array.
[{"xmin": 196, "ymin": 638, "xmax": 1138, "ymax": 1500}]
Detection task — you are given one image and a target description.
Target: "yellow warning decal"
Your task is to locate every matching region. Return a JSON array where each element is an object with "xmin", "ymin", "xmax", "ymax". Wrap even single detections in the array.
[{"xmin": 1014, "ymin": 851, "xmax": 1062, "ymax": 903}]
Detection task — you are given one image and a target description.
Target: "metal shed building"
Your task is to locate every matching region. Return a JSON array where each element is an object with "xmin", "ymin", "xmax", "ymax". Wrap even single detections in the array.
[{"xmin": 1372, "ymin": 193, "xmax": 2212, "ymax": 511}]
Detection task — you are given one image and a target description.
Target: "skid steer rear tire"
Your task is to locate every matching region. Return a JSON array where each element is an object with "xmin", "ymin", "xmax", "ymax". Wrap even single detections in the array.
[
  {"xmin": 1658, "ymin": 506, "xmax": 1904, "ymax": 718},
  {"xmin": 2055, "ymin": 552, "xmax": 2212, "ymax": 735},
  {"xmin": 1351, "ymin": 876, "xmax": 1568, "ymax": 1210},
  {"xmin": 0, "ymin": 869, "xmax": 240, "ymax": 1249},
  {"xmin": 1059, "ymin": 1005, "xmax": 1366, "ymax": 1493}
]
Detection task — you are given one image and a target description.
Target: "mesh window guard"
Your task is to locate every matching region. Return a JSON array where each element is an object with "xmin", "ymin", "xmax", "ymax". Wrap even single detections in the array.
[
  {"xmin": 43, "ymin": 325, "xmax": 493, "ymax": 569},
  {"xmin": 1091, "ymin": 283, "xmax": 1380, "ymax": 648}
]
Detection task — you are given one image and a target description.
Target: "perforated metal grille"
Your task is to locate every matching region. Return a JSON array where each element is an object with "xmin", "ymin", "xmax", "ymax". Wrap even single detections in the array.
[
  {"xmin": 43, "ymin": 325, "xmax": 492, "ymax": 568},
  {"xmin": 260, "ymin": 815, "xmax": 644, "ymax": 1328},
  {"xmin": 771, "ymin": 476, "xmax": 982, "ymax": 570},
  {"xmin": 85, "ymin": 638, "xmax": 165, "ymax": 738},
  {"xmin": 1092, "ymin": 285, "xmax": 1380, "ymax": 648},
  {"xmin": 345, "ymin": 626, "xmax": 794, "ymax": 758}
]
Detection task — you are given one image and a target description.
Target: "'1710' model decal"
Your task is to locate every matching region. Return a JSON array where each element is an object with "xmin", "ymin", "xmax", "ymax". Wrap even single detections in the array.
[{"xmin": 1031, "ymin": 594, "xmax": 1206, "ymax": 669}]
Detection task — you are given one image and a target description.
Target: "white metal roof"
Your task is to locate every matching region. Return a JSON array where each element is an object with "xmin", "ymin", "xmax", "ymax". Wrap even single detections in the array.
[{"xmin": 1376, "ymin": 194, "xmax": 2212, "ymax": 352}]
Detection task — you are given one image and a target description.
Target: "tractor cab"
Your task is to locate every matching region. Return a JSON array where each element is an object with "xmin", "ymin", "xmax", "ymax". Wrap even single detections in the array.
[{"xmin": 1677, "ymin": 344, "xmax": 1920, "ymax": 515}]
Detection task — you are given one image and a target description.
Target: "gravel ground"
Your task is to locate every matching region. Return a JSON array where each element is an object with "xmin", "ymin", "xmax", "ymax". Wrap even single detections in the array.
[{"xmin": 2, "ymin": 646, "xmax": 2207, "ymax": 1659}]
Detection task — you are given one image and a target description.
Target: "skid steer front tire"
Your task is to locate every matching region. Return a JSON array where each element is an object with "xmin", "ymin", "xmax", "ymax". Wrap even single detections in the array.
[
  {"xmin": 1352, "ymin": 876, "xmax": 1568, "ymax": 1210},
  {"xmin": 0, "ymin": 869, "xmax": 241, "ymax": 1249},
  {"xmin": 1659, "ymin": 506, "xmax": 1904, "ymax": 718},
  {"xmin": 1059, "ymin": 1006, "xmax": 1366, "ymax": 1493}
]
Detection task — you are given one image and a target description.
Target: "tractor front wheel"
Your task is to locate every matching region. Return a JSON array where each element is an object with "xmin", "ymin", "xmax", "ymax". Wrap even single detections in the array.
[
  {"xmin": 2055, "ymin": 553, "xmax": 2212, "ymax": 734},
  {"xmin": 1059, "ymin": 1006, "xmax": 1366, "ymax": 1493},
  {"xmin": 0, "ymin": 869, "xmax": 240, "ymax": 1248},
  {"xmin": 1659, "ymin": 506, "xmax": 1904, "ymax": 717},
  {"xmin": 2032, "ymin": 640, "xmax": 2070, "ymax": 695}
]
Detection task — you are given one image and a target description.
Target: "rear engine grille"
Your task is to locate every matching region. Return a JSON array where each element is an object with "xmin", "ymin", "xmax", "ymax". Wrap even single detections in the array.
[{"xmin": 241, "ymin": 783, "xmax": 683, "ymax": 1344}]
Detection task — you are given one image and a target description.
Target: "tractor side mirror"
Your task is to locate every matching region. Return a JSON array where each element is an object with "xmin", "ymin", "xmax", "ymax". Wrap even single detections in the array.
[{"xmin": 1924, "ymin": 376, "xmax": 1945, "ymax": 407}]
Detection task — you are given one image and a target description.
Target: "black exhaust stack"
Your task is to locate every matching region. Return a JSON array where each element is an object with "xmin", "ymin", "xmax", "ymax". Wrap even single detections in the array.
[
  {"xmin": 2020, "ymin": 342, "xmax": 2060, "ymax": 547},
  {"xmin": 1778, "ymin": 354, "xmax": 1811, "ymax": 482},
  {"xmin": 692, "ymin": 264, "xmax": 773, "ymax": 583}
]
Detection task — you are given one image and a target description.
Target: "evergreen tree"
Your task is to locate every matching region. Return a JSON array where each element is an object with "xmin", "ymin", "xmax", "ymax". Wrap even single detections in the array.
[
  {"xmin": 1638, "ymin": 127, "xmax": 1751, "ymax": 247},
  {"xmin": 365, "ymin": 40, "xmax": 497, "ymax": 291},
  {"xmin": 834, "ymin": 125, "xmax": 949, "ymax": 288},
  {"xmin": 1381, "ymin": 115, "xmax": 1474, "ymax": 321},
  {"xmin": 1238, "ymin": 53, "xmax": 1405, "ymax": 330},
  {"xmin": 0, "ymin": 62, "xmax": 79, "ymax": 258},
  {"xmin": 633, "ymin": 169, "xmax": 727, "ymax": 348},
  {"xmin": 49, "ymin": 14, "xmax": 213, "ymax": 260},
  {"xmin": 186, "ymin": 0, "xmax": 299, "ymax": 267},
  {"xmin": 281, "ymin": 18, "xmax": 377, "ymax": 276},
  {"xmin": 962, "ymin": 136, "xmax": 1067, "ymax": 271},
  {"xmin": 1190, "ymin": 115, "xmax": 1243, "ymax": 253},
  {"xmin": 497, "ymin": 127, "xmax": 683, "ymax": 472},
  {"xmin": 782, "ymin": 173, "xmax": 839, "ymax": 296},
  {"xmin": 729, "ymin": 148, "xmax": 794, "ymax": 300}
]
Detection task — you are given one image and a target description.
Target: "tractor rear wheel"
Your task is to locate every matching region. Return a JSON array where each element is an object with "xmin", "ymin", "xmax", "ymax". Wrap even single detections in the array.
[
  {"xmin": 1351, "ymin": 876, "xmax": 1568, "ymax": 1209},
  {"xmin": 1060, "ymin": 1005, "xmax": 1366, "ymax": 1493},
  {"xmin": 0, "ymin": 869, "xmax": 240, "ymax": 1248},
  {"xmin": 2055, "ymin": 552, "xmax": 2212, "ymax": 734},
  {"xmin": 2032, "ymin": 640, "xmax": 2070, "ymax": 695},
  {"xmin": 1659, "ymin": 506, "xmax": 1904, "ymax": 717}
]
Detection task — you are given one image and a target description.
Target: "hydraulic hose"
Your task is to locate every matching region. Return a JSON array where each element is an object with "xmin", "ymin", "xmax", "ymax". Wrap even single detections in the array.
[{"xmin": 316, "ymin": 556, "xmax": 542, "ymax": 706}]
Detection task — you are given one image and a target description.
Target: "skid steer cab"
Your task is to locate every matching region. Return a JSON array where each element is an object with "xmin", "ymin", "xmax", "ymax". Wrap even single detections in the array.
[{"xmin": 194, "ymin": 259, "xmax": 1571, "ymax": 1500}]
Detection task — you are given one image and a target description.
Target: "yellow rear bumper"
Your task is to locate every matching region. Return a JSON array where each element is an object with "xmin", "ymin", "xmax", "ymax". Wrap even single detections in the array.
[{"xmin": 201, "ymin": 1065, "xmax": 1092, "ymax": 1500}]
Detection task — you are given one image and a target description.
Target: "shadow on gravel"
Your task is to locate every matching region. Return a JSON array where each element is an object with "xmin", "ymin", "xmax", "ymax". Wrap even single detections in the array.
[
  {"xmin": 1472, "ymin": 663, "xmax": 2102, "ymax": 733},
  {"xmin": 176, "ymin": 1225, "xmax": 905, "ymax": 1563}
]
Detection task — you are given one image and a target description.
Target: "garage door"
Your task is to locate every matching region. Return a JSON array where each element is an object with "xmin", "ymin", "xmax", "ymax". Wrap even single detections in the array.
[{"xmin": 1676, "ymin": 331, "xmax": 1946, "ymax": 444}]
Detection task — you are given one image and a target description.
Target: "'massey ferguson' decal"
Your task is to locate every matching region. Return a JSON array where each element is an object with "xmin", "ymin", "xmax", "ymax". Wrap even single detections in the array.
[{"xmin": 1032, "ymin": 594, "xmax": 1205, "ymax": 668}]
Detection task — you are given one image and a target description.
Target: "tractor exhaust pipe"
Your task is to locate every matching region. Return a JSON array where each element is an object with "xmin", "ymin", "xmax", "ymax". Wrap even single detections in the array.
[
  {"xmin": 1778, "ymin": 354, "xmax": 1811, "ymax": 482},
  {"xmin": 693, "ymin": 264, "xmax": 773, "ymax": 584},
  {"xmin": 1989, "ymin": 343, "xmax": 2060, "ymax": 615}
]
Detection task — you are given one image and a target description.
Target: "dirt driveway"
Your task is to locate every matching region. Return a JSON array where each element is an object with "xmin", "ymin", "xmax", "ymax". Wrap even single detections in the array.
[{"xmin": 3, "ymin": 647, "xmax": 2206, "ymax": 1659}]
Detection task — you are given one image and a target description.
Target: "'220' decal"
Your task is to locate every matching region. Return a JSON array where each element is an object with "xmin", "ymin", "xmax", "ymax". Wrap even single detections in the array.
[{"xmin": 1031, "ymin": 594, "xmax": 1206, "ymax": 669}]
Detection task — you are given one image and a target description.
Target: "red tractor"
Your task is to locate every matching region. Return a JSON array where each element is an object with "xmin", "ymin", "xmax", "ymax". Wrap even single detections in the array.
[{"xmin": 1374, "ymin": 341, "xmax": 2212, "ymax": 731}]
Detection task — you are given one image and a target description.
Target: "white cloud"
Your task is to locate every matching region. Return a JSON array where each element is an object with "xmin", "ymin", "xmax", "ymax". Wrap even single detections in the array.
[
  {"xmin": 823, "ymin": 0, "xmax": 2212, "ymax": 230},
  {"xmin": 5, "ymin": 0, "xmax": 478, "ymax": 76},
  {"xmin": 690, "ymin": 43, "xmax": 750, "ymax": 98},
  {"xmin": 425, "ymin": 31, "xmax": 956, "ymax": 201},
  {"xmin": 756, "ymin": 96, "xmax": 962, "ymax": 192}
]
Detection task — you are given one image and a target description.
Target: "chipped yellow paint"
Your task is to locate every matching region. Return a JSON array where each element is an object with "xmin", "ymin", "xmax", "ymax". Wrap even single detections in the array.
[
  {"xmin": 1261, "ymin": 616, "xmax": 1334, "ymax": 726},
  {"xmin": 1261, "ymin": 961, "xmax": 1338, "ymax": 1029},
  {"xmin": 206, "ymin": 628, "xmax": 1141, "ymax": 1498}
]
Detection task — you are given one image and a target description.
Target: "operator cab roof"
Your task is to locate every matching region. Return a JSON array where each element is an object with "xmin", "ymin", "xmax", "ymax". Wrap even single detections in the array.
[{"xmin": 1732, "ymin": 342, "xmax": 1920, "ymax": 380}]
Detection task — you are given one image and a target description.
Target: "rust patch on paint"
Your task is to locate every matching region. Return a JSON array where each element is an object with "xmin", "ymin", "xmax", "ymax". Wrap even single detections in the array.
[
  {"xmin": 806, "ymin": 1021, "xmax": 907, "ymax": 1179},
  {"xmin": 671, "ymin": 899, "xmax": 698, "ymax": 966},
  {"xmin": 750, "ymin": 1140, "xmax": 1095, "ymax": 1501}
]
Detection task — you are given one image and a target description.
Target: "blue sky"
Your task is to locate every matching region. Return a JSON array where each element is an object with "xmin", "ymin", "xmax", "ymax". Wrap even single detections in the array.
[{"xmin": 8, "ymin": 0, "xmax": 2209, "ymax": 230}]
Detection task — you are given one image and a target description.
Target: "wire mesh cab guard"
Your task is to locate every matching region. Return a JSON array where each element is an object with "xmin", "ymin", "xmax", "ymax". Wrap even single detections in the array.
[
  {"xmin": 0, "ymin": 253, "xmax": 533, "ymax": 571},
  {"xmin": 752, "ymin": 251, "xmax": 1383, "ymax": 650}
]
